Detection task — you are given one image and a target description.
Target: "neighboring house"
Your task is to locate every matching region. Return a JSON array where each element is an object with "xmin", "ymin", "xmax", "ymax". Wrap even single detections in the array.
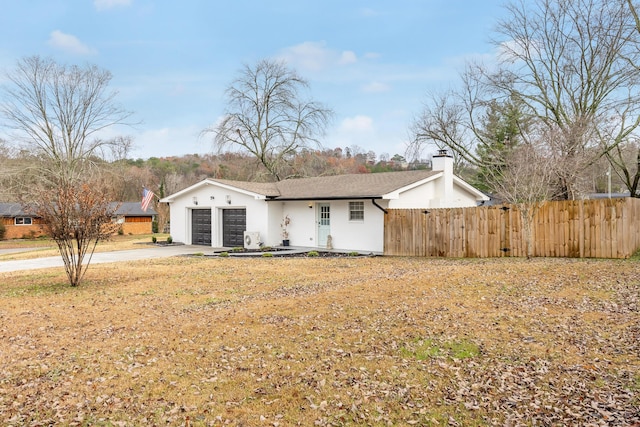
[
  {"xmin": 160, "ymin": 153, "xmax": 489, "ymax": 253},
  {"xmin": 0, "ymin": 202, "xmax": 156, "ymax": 239},
  {"xmin": 0, "ymin": 203, "xmax": 46, "ymax": 239},
  {"xmin": 110, "ymin": 202, "xmax": 157, "ymax": 235}
]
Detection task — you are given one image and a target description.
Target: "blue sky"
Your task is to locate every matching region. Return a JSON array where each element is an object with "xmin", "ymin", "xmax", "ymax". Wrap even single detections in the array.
[{"xmin": 0, "ymin": 0, "xmax": 507, "ymax": 160}]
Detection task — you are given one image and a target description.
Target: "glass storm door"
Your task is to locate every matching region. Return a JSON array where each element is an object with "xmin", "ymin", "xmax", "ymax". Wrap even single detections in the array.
[{"xmin": 318, "ymin": 203, "xmax": 330, "ymax": 247}]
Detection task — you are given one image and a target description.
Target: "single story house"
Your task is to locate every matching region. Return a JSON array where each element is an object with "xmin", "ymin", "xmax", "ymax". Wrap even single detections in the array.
[
  {"xmin": 0, "ymin": 203, "xmax": 46, "ymax": 239},
  {"xmin": 160, "ymin": 153, "xmax": 489, "ymax": 253},
  {"xmin": 110, "ymin": 202, "xmax": 157, "ymax": 235},
  {"xmin": 0, "ymin": 202, "xmax": 156, "ymax": 239}
]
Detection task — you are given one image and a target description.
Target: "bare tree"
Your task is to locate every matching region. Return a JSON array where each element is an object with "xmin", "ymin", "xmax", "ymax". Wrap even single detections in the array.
[
  {"xmin": 27, "ymin": 179, "xmax": 118, "ymax": 286},
  {"xmin": 1, "ymin": 56, "xmax": 133, "ymax": 185},
  {"xmin": 487, "ymin": 137, "xmax": 557, "ymax": 258},
  {"xmin": 1, "ymin": 56, "xmax": 133, "ymax": 286},
  {"xmin": 606, "ymin": 138, "xmax": 640, "ymax": 196},
  {"xmin": 208, "ymin": 59, "xmax": 332, "ymax": 181},
  {"xmin": 603, "ymin": 0, "xmax": 640, "ymax": 197},
  {"xmin": 409, "ymin": 0, "xmax": 640, "ymax": 200},
  {"xmin": 0, "ymin": 138, "xmax": 19, "ymax": 200},
  {"xmin": 407, "ymin": 89, "xmax": 475, "ymax": 175},
  {"xmin": 408, "ymin": 77, "xmax": 530, "ymax": 186},
  {"xmin": 490, "ymin": 0, "xmax": 640, "ymax": 199}
]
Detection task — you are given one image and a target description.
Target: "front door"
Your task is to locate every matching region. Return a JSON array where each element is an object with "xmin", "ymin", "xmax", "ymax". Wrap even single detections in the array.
[{"xmin": 318, "ymin": 203, "xmax": 330, "ymax": 247}]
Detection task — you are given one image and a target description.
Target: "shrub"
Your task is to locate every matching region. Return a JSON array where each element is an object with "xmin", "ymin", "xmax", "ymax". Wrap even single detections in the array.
[
  {"xmin": 167, "ymin": 236, "xmax": 173, "ymax": 244},
  {"xmin": 348, "ymin": 251, "xmax": 359, "ymax": 256},
  {"xmin": 307, "ymin": 251, "xmax": 319, "ymax": 257},
  {"xmin": 262, "ymin": 252, "xmax": 274, "ymax": 257},
  {"xmin": 152, "ymin": 220, "xmax": 159, "ymax": 233},
  {"xmin": 152, "ymin": 236, "xmax": 157, "ymax": 243},
  {"xmin": 22, "ymin": 230, "xmax": 37, "ymax": 240},
  {"xmin": 232, "ymin": 247, "xmax": 244, "ymax": 252},
  {"xmin": 117, "ymin": 227, "xmax": 124, "ymax": 236},
  {"xmin": 0, "ymin": 221, "xmax": 5, "ymax": 240},
  {"xmin": 219, "ymin": 252, "xmax": 229, "ymax": 257}
]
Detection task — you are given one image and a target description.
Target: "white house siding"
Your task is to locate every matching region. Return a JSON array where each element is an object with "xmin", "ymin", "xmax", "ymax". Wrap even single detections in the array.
[
  {"xmin": 169, "ymin": 193, "xmax": 386, "ymax": 252},
  {"xmin": 276, "ymin": 202, "xmax": 316, "ymax": 247},
  {"xmin": 386, "ymin": 178, "xmax": 479, "ymax": 209},
  {"xmin": 277, "ymin": 200, "xmax": 387, "ymax": 253},
  {"xmin": 168, "ymin": 184, "xmax": 269, "ymax": 246},
  {"xmin": 387, "ymin": 180, "xmax": 438, "ymax": 209},
  {"xmin": 447, "ymin": 185, "xmax": 482, "ymax": 208},
  {"xmin": 330, "ymin": 200, "xmax": 386, "ymax": 253}
]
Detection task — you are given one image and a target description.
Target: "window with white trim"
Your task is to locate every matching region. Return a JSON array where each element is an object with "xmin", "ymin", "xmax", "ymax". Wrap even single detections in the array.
[
  {"xmin": 349, "ymin": 201, "xmax": 364, "ymax": 221},
  {"xmin": 14, "ymin": 217, "xmax": 32, "ymax": 225}
]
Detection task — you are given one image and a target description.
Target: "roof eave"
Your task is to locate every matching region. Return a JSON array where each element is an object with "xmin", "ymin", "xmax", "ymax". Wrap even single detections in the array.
[
  {"xmin": 160, "ymin": 178, "xmax": 271, "ymax": 203},
  {"xmin": 453, "ymin": 176, "xmax": 490, "ymax": 201},
  {"xmin": 267, "ymin": 196, "xmax": 383, "ymax": 202}
]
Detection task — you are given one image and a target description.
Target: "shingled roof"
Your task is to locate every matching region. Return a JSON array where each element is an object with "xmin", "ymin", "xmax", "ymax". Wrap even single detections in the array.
[
  {"xmin": 0, "ymin": 202, "xmax": 156, "ymax": 217},
  {"xmin": 272, "ymin": 170, "xmax": 440, "ymax": 199},
  {"xmin": 0, "ymin": 203, "xmax": 29, "ymax": 217},
  {"xmin": 212, "ymin": 179, "xmax": 281, "ymax": 197},
  {"xmin": 110, "ymin": 202, "xmax": 157, "ymax": 216},
  {"xmin": 207, "ymin": 170, "xmax": 441, "ymax": 200}
]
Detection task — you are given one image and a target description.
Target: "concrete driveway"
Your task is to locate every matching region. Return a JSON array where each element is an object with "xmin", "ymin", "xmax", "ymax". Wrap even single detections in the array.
[{"xmin": 0, "ymin": 245, "xmax": 205, "ymax": 273}]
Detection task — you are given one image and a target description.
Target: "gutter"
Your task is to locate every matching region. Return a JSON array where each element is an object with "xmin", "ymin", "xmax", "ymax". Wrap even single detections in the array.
[
  {"xmin": 371, "ymin": 198, "xmax": 388, "ymax": 214},
  {"xmin": 266, "ymin": 196, "xmax": 383, "ymax": 202},
  {"xmin": 265, "ymin": 195, "xmax": 388, "ymax": 214}
]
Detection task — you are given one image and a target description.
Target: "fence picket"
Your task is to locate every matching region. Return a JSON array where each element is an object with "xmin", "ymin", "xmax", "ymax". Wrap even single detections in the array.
[{"xmin": 384, "ymin": 198, "xmax": 640, "ymax": 259}]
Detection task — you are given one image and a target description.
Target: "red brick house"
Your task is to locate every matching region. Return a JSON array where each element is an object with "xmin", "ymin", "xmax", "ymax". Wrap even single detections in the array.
[{"xmin": 0, "ymin": 202, "xmax": 156, "ymax": 239}]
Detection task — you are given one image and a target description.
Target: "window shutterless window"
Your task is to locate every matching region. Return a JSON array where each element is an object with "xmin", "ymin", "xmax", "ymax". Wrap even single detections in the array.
[
  {"xmin": 349, "ymin": 201, "xmax": 364, "ymax": 221},
  {"xmin": 15, "ymin": 217, "xmax": 32, "ymax": 225}
]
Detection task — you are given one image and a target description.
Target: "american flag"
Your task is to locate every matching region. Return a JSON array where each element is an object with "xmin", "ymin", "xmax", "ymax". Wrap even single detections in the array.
[{"xmin": 141, "ymin": 188, "xmax": 154, "ymax": 212}]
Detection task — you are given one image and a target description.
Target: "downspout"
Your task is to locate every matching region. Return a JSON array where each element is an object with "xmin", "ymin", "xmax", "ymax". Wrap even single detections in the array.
[{"xmin": 371, "ymin": 198, "xmax": 387, "ymax": 214}]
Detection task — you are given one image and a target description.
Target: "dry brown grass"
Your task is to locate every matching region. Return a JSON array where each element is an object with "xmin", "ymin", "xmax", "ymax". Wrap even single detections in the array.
[
  {"xmin": 0, "ymin": 234, "xmax": 166, "ymax": 261},
  {"xmin": 1, "ymin": 255, "xmax": 638, "ymax": 426}
]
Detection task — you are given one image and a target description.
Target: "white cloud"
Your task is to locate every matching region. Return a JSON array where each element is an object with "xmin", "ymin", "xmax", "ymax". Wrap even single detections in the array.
[
  {"xmin": 339, "ymin": 51, "xmax": 357, "ymax": 65},
  {"xmin": 278, "ymin": 42, "xmax": 359, "ymax": 72},
  {"xmin": 339, "ymin": 115, "xmax": 374, "ymax": 133},
  {"xmin": 94, "ymin": 0, "xmax": 131, "ymax": 11},
  {"xmin": 47, "ymin": 30, "xmax": 97, "ymax": 55},
  {"xmin": 362, "ymin": 81, "xmax": 390, "ymax": 93}
]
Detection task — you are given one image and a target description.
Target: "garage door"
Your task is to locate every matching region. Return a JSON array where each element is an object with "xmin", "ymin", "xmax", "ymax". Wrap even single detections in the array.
[
  {"xmin": 191, "ymin": 209, "xmax": 211, "ymax": 246},
  {"xmin": 222, "ymin": 208, "xmax": 246, "ymax": 247}
]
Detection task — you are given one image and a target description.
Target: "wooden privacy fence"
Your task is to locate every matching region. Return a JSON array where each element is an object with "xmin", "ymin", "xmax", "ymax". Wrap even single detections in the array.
[{"xmin": 384, "ymin": 197, "xmax": 640, "ymax": 259}]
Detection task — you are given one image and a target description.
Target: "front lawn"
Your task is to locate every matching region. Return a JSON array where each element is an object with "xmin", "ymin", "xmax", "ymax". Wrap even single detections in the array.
[
  {"xmin": 0, "ymin": 234, "xmax": 169, "ymax": 261},
  {"xmin": 0, "ymin": 256, "xmax": 638, "ymax": 425}
]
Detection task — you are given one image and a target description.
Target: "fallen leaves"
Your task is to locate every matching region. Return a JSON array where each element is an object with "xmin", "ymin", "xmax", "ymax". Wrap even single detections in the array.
[{"xmin": 0, "ymin": 257, "xmax": 639, "ymax": 425}]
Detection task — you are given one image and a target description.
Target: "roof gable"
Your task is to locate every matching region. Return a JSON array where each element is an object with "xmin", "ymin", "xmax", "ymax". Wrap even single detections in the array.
[
  {"xmin": 453, "ymin": 176, "xmax": 490, "ymax": 201},
  {"xmin": 160, "ymin": 178, "xmax": 277, "ymax": 202}
]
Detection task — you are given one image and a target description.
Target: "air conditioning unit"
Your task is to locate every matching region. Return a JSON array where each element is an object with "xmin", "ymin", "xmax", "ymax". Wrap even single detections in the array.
[{"xmin": 243, "ymin": 231, "xmax": 261, "ymax": 250}]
